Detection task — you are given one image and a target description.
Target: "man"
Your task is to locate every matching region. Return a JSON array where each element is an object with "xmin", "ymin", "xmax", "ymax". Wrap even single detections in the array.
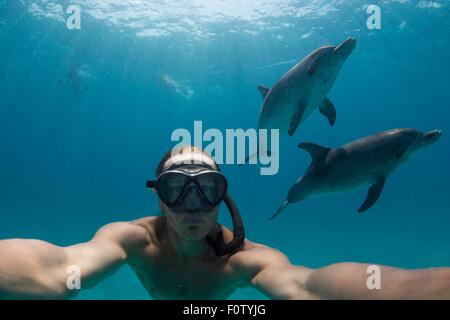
[{"xmin": 0, "ymin": 146, "xmax": 449, "ymax": 300}]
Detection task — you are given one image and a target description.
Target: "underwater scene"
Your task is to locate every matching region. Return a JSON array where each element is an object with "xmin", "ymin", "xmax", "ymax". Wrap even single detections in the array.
[{"xmin": 0, "ymin": 0, "xmax": 449, "ymax": 299}]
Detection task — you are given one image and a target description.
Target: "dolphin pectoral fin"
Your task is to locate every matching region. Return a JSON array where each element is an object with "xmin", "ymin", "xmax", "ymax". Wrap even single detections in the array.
[
  {"xmin": 298, "ymin": 142, "xmax": 331, "ymax": 173},
  {"xmin": 357, "ymin": 177, "xmax": 386, "ymax": 213},
  {"xmin": 319, "ymin": 98, "xmax": 336, "ymax": 126},
  {"xmin": 268, "ymin": 200, "xmax": 289, "ymax": 221},
  {"xmin": 288, "ymin": 103, "xmax": 305, "ymax": 136},
  {"xmin": 257, "ymin": 85, "xmax": 270, "ymax": 99}
]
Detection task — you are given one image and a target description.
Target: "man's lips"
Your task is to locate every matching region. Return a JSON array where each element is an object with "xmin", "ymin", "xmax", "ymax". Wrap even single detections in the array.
[{"xmin": 182, "ymin": 217, "xmax": 204, "ymax": 224}]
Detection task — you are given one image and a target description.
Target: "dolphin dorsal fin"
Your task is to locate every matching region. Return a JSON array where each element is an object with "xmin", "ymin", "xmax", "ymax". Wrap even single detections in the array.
[
  {"xmin": 257, "ymin": 85, "xmax": 270, "ymax": 99},
  {"xmin": 298, "ymin": 142, "xmax": 331, "ymax": 169}
]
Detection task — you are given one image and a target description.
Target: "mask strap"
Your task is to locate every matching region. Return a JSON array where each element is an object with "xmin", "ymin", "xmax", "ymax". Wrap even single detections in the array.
[
  {"xmin": 146, "ymin": 180, "xmax": 156, "ymax": 189},
  {"xmin": 206, "ymin": 193, "xmax": 245, "ymax": 256}
]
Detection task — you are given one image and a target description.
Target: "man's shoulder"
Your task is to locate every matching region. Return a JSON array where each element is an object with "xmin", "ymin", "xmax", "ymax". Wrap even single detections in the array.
[
  {"xmin": 222, "ymin": 240, "xmax": 293, "ymax": 288},
  {"xmin": 130, "ymin": 215, "xmax": 161, "ymax": 230},
  {"xmin": 229, "ymin": 240, "xmax": 291, "ymax": 275},
  {"xmin": 130, "ymin": 215, "xmax": 166, "ymax": 242},
  {"xmin": 94, "ymin": 216, "xmax": 162, "ymax": 249}
]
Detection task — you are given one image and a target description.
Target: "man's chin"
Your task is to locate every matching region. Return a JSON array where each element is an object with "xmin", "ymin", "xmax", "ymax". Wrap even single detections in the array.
[{"xmin": 181, "ymin": 225, "xmax": 210, "ymax": 241}]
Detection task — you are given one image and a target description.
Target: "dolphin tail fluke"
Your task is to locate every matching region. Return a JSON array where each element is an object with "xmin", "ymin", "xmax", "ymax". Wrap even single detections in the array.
[{"xmin": 268, "ymin": 200, "xmax": 289, "ymax": 221}]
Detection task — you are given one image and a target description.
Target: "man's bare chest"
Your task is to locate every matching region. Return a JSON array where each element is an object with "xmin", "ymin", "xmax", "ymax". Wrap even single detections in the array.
[{"xmin": 129, "ymin": 254, "xmax": 242, "ymax": 299}]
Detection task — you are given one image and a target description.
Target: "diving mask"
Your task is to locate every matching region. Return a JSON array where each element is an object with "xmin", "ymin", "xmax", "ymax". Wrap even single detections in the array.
[{"xmin": 146, "ymin": 166, "xmax": 228, "ymax": 210}]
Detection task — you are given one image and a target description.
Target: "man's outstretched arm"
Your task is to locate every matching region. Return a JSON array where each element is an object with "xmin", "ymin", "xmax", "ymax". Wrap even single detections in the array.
[
  {"xmin": 303, "ymin": 262, "xmax": 450, "ymax": 299},
  {"xmin": 235, "ymin": 244, "xmax": 450, "ymax": 299},
  {"xmin": 0, "ymin": 222, "xmax": 150, "ymax": 299}
]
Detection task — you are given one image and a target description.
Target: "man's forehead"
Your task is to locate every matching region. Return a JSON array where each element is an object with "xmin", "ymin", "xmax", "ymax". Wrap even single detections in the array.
[{"xmin": 163, "ymin": 152, "xmax": 217, "ymax": 171}]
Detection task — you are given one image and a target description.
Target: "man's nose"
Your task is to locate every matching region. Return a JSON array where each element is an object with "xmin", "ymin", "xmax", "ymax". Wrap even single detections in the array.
[{"xmin": 183, "ymin": 185, "xmax": 204, "ymax": 211}]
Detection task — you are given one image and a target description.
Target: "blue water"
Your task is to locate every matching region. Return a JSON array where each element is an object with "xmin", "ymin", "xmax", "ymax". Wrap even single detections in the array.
[{"xmin": 0, "ymin": 0, "xmax": 449, "ymax": 299}]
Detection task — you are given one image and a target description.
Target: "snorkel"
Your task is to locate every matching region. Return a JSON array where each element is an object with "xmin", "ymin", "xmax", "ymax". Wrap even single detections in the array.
[
  {"xmin": 147, "ymin": 148, "xmax": 246, "ymax": 257},
  {"xmin": 205, "ymin": 193, "xmax": 245, "ymax": 256}
]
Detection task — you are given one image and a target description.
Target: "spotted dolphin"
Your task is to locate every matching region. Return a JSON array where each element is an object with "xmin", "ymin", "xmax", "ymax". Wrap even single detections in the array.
[
  {"xmin": 270, "ymin": 128, "xmax": 443, "ymax": 220},
  {"xmin": 59, "ymin": 65, "xmax": 92, "ymax": 103},
  {"xmin": 258, "ymin": 37, "xmax": 357, "ymax": 136},
  {"xmin": 159, "ymin": 73, "xmax": 193, "ymax": 99}
]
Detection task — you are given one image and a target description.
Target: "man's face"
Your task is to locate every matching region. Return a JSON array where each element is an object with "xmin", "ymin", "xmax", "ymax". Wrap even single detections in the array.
[
  {"xmin": 161, "ymin": 200, "xmax": 219, "ymax": 241},
  {"xmin": 156, "ymin": 153, "xmax": 225, "ymax": 241}
]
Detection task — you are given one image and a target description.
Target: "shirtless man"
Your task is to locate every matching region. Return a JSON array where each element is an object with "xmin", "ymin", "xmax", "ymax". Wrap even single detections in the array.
[{"xmin": 0, "ymin": 146, "xmax": 449, "ymax": 300}]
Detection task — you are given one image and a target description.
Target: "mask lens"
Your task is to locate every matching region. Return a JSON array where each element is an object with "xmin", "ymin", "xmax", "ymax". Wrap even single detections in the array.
[
  {"xmin": 157, "ymin": 172, "xmax": 188, "ymax": 206},
  {"xmin": 197, "ymin": 172, "xmax": 228, "ymax": 206}
]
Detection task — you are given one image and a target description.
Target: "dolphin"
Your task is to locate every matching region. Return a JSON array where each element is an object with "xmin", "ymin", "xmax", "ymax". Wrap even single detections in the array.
[
  {"xmin": 270, "ymin": 128, "xmax": 443, "ymax": 220},
  {"xmin": 68, "ymin": 66, "xmax": 84, "ymax": 99},
  {"xmin": 58, "ymin": 65, "xmax": 91, "ymax": 103},
  {"xmin": 159, "ymin": 73, "xmax": 193, "ymax": 99},
  {"xmin": 257, "ymin": 37, "xmax": 357, "ymax": 136}
]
